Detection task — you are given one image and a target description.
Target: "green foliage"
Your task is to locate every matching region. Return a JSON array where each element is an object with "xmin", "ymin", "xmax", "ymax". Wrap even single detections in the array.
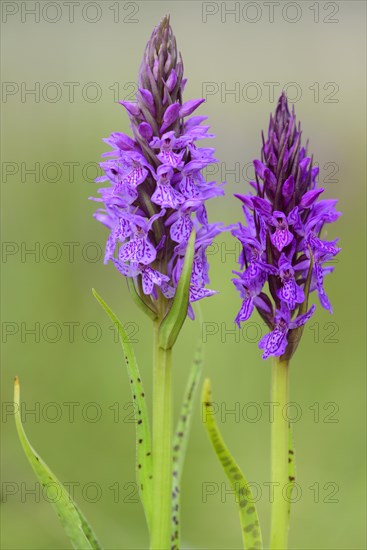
[
  {"xmin": 171, "ymin": 343, "xmax": 204, "ymax": 549},
  {"xmin": 14, "ymin": 377, "xmax": 102, "ymax": 550},
  {"xmin": 92, "ymin": 289, "xmax": 153, "ymax": 530},
  {"xmin": 202, "ymin": 379, "xmax": 263, "ymax": 550}
]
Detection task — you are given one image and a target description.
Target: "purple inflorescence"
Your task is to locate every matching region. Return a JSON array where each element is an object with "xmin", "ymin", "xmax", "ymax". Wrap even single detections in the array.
[
  {"xmin": 232, "ymin": 93, "xmax": 341, "ymax": 360},
  {"xmin": 91, "ymin": 17, "xmax": 225, "ymax": 319}
]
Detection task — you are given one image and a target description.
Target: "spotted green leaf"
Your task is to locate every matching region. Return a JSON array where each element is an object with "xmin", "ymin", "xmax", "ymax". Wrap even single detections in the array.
[
  {"xmin": 171, "ymin": 343, "xmax": 204, "ymax": 549},
  {"xmin": 159, "ymin": 230, "xmax": 195, "ymax": 350},
  {"xmin": 14, "ymin": 377, "xmax": 102, "ymax": 550},
  {"xmin": 92, "ymin": 288, "xmax": 153, "ymax": 530},
  {"xmin": 202, "ymin": 379, "xmax": 263, "ymax": 550}
]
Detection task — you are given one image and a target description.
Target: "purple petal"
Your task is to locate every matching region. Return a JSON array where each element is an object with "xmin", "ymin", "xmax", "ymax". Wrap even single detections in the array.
[
  {"xmin": 141, "ymin": 270, "xmax": 154, "ymax": 295},
  {"xmin": 118, "ymin": 240, "xmax": 137, "ymax": 262},
  {"xmin": 170, "ymin": 214, "xmax": 193, "ymax": 244},
  {"xmin": 270, "ymin": 229, "xmax": 294, "ymax": 251},
  {"xmin": 138, "ymin": 88, "xmax": 155, "ymax": 111},
  {"xmin": 264, "ymin": 169, "xmax": 277, "ymax": 191},
  {"xmin": 104, "ymin": 132, "xmax": 136, "ymax": 151},
  {"xmin": 282, "ymin": 175, "xmax": 295, "ymax": 201},
  {"xmin": 253, "ymin": 294, "xmax": 272, "ymax": 314},
  {"xmin": 235, "ymin": 297, "xmax": 254, "ymax": 327},
  {"xmin": 300, "ymin": 188, "xmax": 324, "ymax": 208},
  {"xmin": 138, "ymin": 122, "xmax": 153, "ymax": 140},
  {"xmin": 151, "ymin": 183, "xmax": 184, "ymax": 209},
  {"xmin": 137, "ymin": 238, "xmax": 157, "ymax": 265},
  {"xmin": 104, "ymin": 229, "xmax": 118, "ymax": 264},
  {"xmin": 119, "ymin": 237, "xmax": 156, "ymax": 265},
  {"xmin": 278, "ymin": 280, "xmax": 304, "ymax": 310},
  {"xmin": 234, "ymin": 194, "xmax": 254, "ymax": 209},
  {"xmin": 252, "ymin": 196, "xmax": 272, "ymax": 216},
  {"xmin": 184, "ymin": 116, "xmax": 208, "ymax": 131},
  {"xmin": 289, "ymin": 305, "xmax": 316, "ymax": 329},
  {"xmin": 161, "ymin": 103, "xmax": 181, "ymax": 132},
  {"xmin": 119, "ymin": 101, "xmax": 141, "ymax": 117},
  {"xmin": 166, "ymin": 69, "xmax": 177, "ymax": 92},
  {"xmin": 314, "ymin": 263, "xmax": 333, "ymax": 313},
  {"xmin": 179, "ymin": 98, "xmax": 205, "ymax": 118},
  {"xmin": 259, "ymin": 328, "xmax": 288, "ymax": 360},
  {"xmin": 189, "ymin": 285, "xmax": 217, "ymax": 302},
  {"xmin": 253, "ymin": 160, "xmax": 266, "ymax": 180},
  {"xmin": 112, "ymin": 259, "xmax": 133, "ymax": 277}
]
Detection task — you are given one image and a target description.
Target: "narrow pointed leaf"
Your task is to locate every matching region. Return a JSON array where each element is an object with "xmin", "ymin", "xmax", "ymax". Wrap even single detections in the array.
[
  {"xmin": 159, "ymin": 230, "xmax": 195, "ymax": 350},
  {"xmin": 92, "ymin": 288, "xmax": 153, "ymax": 529},
  {"xmin": 171, "ymin": 343, "xmax": 204, "ymax": 549},
  {"xmin": 202, "ymin": 379, "xmax": 263, "ymax": 550},
  {"xmin": 14, "ymin": 377, "xmax": 102, "ymax": 550}
]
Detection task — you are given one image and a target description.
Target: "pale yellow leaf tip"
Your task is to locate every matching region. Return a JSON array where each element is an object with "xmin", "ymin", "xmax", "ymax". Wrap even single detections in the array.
[{"xmin": 202, "ymin": 377, "xmax": 212, "ymax": 405}]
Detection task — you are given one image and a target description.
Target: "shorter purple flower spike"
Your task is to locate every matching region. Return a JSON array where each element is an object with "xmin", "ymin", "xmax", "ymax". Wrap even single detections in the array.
[
  {"xmin": 232, "ymin": 93, "xmax": 341, "ymax": 361},
  {"xmin": 92, "ymin": 16, "xmax": 225, "ymax": 320}
]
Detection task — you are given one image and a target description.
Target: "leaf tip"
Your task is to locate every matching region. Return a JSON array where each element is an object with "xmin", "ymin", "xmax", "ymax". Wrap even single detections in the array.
[
  {"xmin": 14, "ymin": 376, "xmax": 20, "ymax": 406},
  {"xmin": 202, "ymin": 377, "xmax": 212, "ymax": 405}
]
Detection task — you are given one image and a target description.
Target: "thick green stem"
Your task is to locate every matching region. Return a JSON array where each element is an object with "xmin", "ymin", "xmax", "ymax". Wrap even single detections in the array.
[
  {"xmin": 270, "ymin": 357, "xmax": 290, "ymax": 550},
  {"xmin": 151, "ymin": 320, "xmax": 172, "ymax": 550}
]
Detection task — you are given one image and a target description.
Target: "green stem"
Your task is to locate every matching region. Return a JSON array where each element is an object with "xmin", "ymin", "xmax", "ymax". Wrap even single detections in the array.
[
  {"xmin": 270, "ymin": 357, "xmax": 290, "ymax": 550},
  {"xmin": 151, "ymin": 320, "xmax": 172, "ymax": 550}
]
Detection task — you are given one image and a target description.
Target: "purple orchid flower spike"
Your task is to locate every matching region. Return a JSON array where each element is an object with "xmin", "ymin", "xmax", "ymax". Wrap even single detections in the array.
[
  {"xmin": 232, "ymin": 92, "xmax": 341, "ymax": 361},
  {"xmin": 91, "ymin": 15, "xmax": 225, "ymax": 319}
]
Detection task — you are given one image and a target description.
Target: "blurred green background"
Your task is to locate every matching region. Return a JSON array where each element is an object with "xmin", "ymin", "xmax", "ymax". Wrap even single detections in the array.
[{"xmin": 1, "ymin": 1, "xmax": 366, "ymax": 548}]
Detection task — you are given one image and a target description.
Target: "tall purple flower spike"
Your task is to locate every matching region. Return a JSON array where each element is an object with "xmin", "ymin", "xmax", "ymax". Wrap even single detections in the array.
[
  {"xmin": 91, "ymin": 16, "xmax": 224, "ymax": 319},
  {"xmin": 232, "ymin": 93, "xmax": 341, "ymax": 360}
]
